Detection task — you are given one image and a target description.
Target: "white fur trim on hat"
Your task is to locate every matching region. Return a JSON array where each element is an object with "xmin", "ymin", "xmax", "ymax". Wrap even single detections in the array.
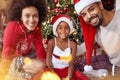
[
  {"xmin": 74, "ymin": 0, "xmax": 101, "ymax": 15},
  {"xmin": 53, "ymin": 17, "xmax": 73, "ymax": 37}
]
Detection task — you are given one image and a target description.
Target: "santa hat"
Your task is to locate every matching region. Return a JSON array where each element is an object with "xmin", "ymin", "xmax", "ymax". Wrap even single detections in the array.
[
  {"xmin": 73, "ymin": 0, "xmax": 100, "ymax": 71},
  {"xmin": 79, "ymin": 16, "xmax": 97, "ymax": 71},
  {"xmin": 51, "ymin": 14, "xmax": 73, "ymax": 36},
  {"xmin": 79, "ymin": 17, "xmax": 109, "ymax": 76},
  {"xmin": 74, "ymin": 0, "xmax": 101, "ymax": 14}
]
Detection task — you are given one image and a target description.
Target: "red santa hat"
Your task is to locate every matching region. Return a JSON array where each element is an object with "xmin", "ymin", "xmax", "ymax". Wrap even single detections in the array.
[
  {"xmin": 79, "ymin": 16, "xmax": 97, "ymax": 71},
  {"xmin": 73, "ymin": 0, "xmax": 101, "ymax": 71},
  {"xmin": 74, "ymin": 0, "xmax": 101, "ymax": 14},
  {"xmin": 78, "ymin": 17, "xmax": 109, "ymax": 76},
  {"xmin": 51, "ymin": 14, "xmax": 73, "ymax": 36}
]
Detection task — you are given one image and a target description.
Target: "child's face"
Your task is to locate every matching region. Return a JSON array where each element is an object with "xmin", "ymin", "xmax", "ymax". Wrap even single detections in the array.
[
  {"xmin": 56, "ymin": 21, "xmax": 70, "ymax": 39},
  {"xmin": 21, "ymin": 6, "xmax": 39, "ymax": 32}
]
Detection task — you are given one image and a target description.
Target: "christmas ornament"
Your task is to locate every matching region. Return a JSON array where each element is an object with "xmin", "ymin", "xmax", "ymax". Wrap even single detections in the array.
[
  {"xmin": 56, "ymin": 2, "xmax": 62, "ymax": 7},
  {"xmin": 54, "ymin": 7, "xmax": 61, "ymax": 13},
  {"xmin": 53, "ymin": 0, "xmax": 58, "ymax": 4},
  {"xmin": 24, "ymin": 57, "xmax": 32, "ymax": 65},
  {"xmin": 40, "ymin": 71, "xmax": 60, "ymax": 80},
  {"xmin": 63, "ymin": 7, "xmax": 70, "ymax": 13},
  {"xmin": 43, "ymin": 39, "xmax": 48, "ymax": 44}
]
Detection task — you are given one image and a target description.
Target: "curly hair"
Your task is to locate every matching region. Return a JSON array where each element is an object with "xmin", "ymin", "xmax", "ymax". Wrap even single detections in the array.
[{"xmin": 8, "ymin": 0, "xmax": 47, "ymax": 24}]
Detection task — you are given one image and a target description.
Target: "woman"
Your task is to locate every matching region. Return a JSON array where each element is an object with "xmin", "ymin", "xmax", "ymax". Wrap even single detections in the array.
[{"xmin": 0, "ymin": 0, "xmax": 47, "ymax": 80}]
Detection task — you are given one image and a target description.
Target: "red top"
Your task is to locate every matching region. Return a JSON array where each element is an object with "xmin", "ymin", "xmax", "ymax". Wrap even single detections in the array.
[{"xmin": 2, "ymin": 21, "xmax": 46, "ymax": 61}]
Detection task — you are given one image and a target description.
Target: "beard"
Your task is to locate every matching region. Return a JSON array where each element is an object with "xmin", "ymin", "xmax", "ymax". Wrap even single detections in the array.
[{"xmin": 88, "ymin": 15, "xmax": 102, "ymax": 28}]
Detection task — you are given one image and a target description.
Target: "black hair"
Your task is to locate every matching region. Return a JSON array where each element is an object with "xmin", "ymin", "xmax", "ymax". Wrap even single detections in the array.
[
  {"xmin": 8, "ymin": 0, "xmax": 47, "ymax": 24},
  {"xmin": 101, "ymin": 0, "xmax": 115, "ymax": 11}
]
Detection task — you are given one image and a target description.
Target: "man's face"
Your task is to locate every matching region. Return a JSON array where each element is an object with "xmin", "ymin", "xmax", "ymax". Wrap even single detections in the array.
[{"xmin": 80, "ymin": 3, "xmax": 103, "ymax": 27}]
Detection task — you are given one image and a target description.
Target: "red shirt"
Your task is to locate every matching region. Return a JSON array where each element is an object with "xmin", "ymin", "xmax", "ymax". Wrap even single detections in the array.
[{"xmin": 2, "ymin": 21, "xmax": 46, "ymax": 61}]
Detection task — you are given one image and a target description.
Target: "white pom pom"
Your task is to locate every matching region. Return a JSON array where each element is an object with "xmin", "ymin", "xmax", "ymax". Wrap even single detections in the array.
[{"xmin": 84, "ymin": 65, "xmax": 93, "ymax": 71}]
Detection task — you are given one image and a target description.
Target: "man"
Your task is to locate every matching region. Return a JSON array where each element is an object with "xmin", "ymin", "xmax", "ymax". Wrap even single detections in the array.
[{"xmin": 74, "ymin": 0, "xmax": 120, "ymax": 77}]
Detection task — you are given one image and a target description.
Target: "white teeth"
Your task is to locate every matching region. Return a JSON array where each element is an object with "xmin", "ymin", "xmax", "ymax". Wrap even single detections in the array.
[
  {"xmin": 29, "ymin": 24, "xmax": 34, "ymax": 26},
  {"xmin": 60, "ymin": 34, "xmax": 66, "ymax": 38},
  {"xmin": 61, "ymin": 34, "xmax": 65, "ymax": 36},
  {"xmin": 28, "ymin": 22, "xmax": 34, "ymax": 26},
  {"xmin": 29, "ymin": 24, "xmax": 34, "ymax": 27}
]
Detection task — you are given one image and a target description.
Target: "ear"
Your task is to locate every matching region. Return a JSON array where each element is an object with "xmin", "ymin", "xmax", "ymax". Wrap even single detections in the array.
[{"xmin": 98, "ymin": 2, "xmax": 104, "ymax": 10}]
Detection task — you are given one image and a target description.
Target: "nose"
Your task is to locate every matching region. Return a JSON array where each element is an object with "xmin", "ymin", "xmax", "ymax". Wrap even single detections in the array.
[
  {"xmin": 86, "ymin": 12, "xmax": 92, "ymax": 19},
  {"xmin": 60, "ymin": 28, "xmax": 67, "ymax": 34},
  {"xmin": 85, "ymin": 12, "xmax": 92, "ymax": 22},
  {"xmin": 61, "ymin": 28, "xmax": 65, "ymax": 33},
  {"xmin": 29, "ymin": 16, "xmax": 34, "ymax": 22}
]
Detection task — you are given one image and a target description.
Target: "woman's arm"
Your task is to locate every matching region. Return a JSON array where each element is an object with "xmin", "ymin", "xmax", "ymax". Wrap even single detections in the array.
[
  {"xmin": 34, "ymin": 27, "xmax": 46, "ymax": 62},
  {"xmin": 67, "ymin": 41, "xmax": 77, "ymax": 79},
  {"xmin": 46, "ymin": 38, "xmax": 54, "ymax": 71}
]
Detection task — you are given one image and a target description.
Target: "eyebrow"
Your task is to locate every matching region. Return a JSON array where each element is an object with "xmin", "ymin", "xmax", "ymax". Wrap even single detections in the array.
[{"xmin": 88, "ymin": 5, "xmax": 94, "ymax": 11}]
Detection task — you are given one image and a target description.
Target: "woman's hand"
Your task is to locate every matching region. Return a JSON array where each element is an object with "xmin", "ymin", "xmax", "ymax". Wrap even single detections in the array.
[{"xmin": 23, "ymin": 58, "xmax": 46, "ymax": 74}]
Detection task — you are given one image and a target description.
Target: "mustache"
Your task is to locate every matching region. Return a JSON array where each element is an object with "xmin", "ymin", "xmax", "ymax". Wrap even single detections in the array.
[{"xmin": 88, "ymin": 15, "xmax": 98, "ymax": 23}]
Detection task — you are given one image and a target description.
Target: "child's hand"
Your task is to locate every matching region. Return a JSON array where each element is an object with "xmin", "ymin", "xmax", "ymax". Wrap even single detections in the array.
[{"xmin": 62, "ymin": 77, "xmax": 70, "ymax": 80}]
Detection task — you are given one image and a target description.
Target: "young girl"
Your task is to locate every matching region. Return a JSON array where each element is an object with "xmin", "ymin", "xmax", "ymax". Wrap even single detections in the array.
[
  {"xmin": 46, "ymin": 14, "xmax": 88, "ymax": 80},
  {"xmin": 0, "ymin": 0, "xmax": 47, "ymax": 80}
]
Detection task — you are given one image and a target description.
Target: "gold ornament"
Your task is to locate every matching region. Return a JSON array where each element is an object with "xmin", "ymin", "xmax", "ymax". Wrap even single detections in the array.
[
  {"xmin": 40, "ymin": 71, "xmax": 60, "ymax": 80},
  {"xmin": 24, "ymin": 57, "xmax": 32, "ymax": 65}
]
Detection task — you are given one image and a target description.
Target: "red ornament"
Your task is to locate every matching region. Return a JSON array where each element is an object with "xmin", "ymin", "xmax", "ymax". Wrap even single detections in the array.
[
  {"xmin": 63, "ymin": 7, "xmax": 70, "ymax": 13},
  {"xmin": 43, "ymin": 39, "xmax": 48, "ymax": 44},
  {"xmin": 54, "ymin": 7, "xmax": 61, "ymax": 13},
  {"xmin": 53, "ymin": 0, "xmax": 58, "ymax": 4}
]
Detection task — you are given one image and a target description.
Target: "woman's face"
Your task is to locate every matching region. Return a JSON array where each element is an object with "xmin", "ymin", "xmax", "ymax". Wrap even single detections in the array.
[
  {"xmin": 56, "ymin": 21, "xmax": 70, "ymax": 39},
  {"xmin": 21, "ymin": 6, "xmax": 39, "ymax": 32}
]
